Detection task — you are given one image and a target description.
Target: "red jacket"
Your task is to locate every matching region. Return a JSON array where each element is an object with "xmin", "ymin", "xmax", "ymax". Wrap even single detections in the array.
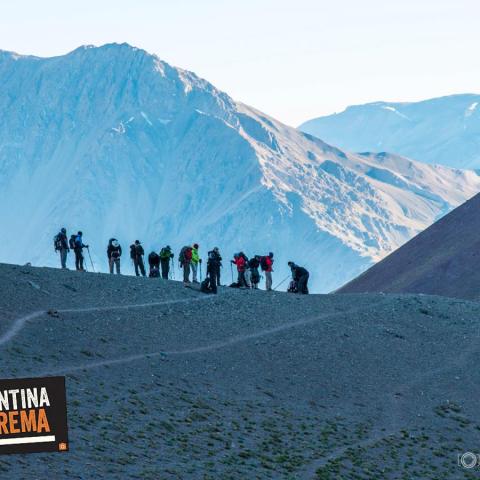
[{"xmin": 233, "ymin": 256, "xmax": 246, "ymax": 272}]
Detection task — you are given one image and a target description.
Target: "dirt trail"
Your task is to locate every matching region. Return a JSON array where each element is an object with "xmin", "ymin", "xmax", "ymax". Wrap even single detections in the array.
[{"xmin": 0, "ymin": 295, "xmax": 214, "ymax": 348}]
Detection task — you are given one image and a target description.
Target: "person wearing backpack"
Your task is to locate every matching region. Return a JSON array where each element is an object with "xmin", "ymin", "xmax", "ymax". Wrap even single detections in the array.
[
  {"xmin": 261, "ymin": 252, "xmax": 274, "ymax": 291},
  {"xmin": 148, "ymin": 251, "xmax": 161, "ymax": 278},
  {"xmin": 69, "ymin": 234, "xmax": 76, "ymax": 251},
  {"xmin": 74, "ymin": 231, "xmax": 88, "ymax": 271},
  {"xmin": 130, "ymin": 240, "xmax": 146, "ymax": 277},
  {"xmin": 231, "ymin": 253, "xmax": 247, "ymax": 287},
  {"xmin": 191, "ymin": 243, "xmax": 201, "ymax": 283},
  {"xmin": 179, "ymin": 246, "xmax": 193, "ymax": 283},
  {"xmin": 159, "ymin": 246, "xmax": 174, "ymax": 279},
  {"xmin": 54, "ymin": 228, "xmax": 69, "ymax": 269},
  {"xmin": 207, "ymin": 247, "xmax": 222, "ymax": 287},
  {"xmin": 107, "ymin": 238, "xmax": 122, "ymax": 274},
  {"xmin": 288, "ymin": 261, "xmax": 309, "ymax": 294},
  {"xmin": 249, "ymin": 256, "xmax": 261, "ymax": 289}
]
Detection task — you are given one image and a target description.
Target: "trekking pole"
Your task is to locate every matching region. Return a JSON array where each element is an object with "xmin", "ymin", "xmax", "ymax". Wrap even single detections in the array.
[
  {"xmin": 230, "ymin": 263, "xmax": 233, "ymax": 283},
  {"xmin": 86, "ymin": 247, "xmax": 95, "ymax": 273},
  {"xmin": 273, "ymin": 275, "xmax": 290, "ymax": 291}
]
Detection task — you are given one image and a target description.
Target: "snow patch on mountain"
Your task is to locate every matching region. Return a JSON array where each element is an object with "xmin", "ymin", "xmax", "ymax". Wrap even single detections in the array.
[
  {"xmin": 465, "ymin": 102, "xmax": 478, "ymax": 116},
  {"xmin": 381, "ymin": 105, "xmax": 411, "ymax": 121}
]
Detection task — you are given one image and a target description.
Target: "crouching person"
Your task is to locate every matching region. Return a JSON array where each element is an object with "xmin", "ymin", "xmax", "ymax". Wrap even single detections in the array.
[{"xmin": 287, "ymin": 261, "xmax": 309, "ymax": 294}]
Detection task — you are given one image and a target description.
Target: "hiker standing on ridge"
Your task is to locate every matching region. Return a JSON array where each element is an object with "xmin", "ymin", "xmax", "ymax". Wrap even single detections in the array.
[
  {"xmin": 159, "ymin": 245, "xmax": 174, "ymax": 279},
  {"xmin": 261, "ymin": 252, "xmax": 274, "ymax": 291},
  {"xmin": 130, "ymin": 240, "xmax": 146, "ymax": 277},
  {"xmin": 107, "ymin": 238, "xmax": 122, "ymax": 274},
  {"xmin": 249, "ymin": 255, "xmax": 261, "ymax": 289},
  {"xmin": 191, "ymin": 243, "xmax": 201, "ymax": 283},
  {"xmin": 179, "ymin": 245, "xmax": 193, "ymax": 283},
  {"xmin": 232, "ymin": 252, "xmax": 247, "ymax": 287},
  {"xmin": 54, "ymin": 228, "xmax": 69, "ymax": 269},
  {"xmin": 73, "ymin": 231, "xmax": 88, "ymax": 271},
  {"xmin": 288, "ymin": 261, "xmax": 309, "ymax": 294},
  {"xmin": 207, "ymin": 247, "xmax": 222, "ymax": 287}
]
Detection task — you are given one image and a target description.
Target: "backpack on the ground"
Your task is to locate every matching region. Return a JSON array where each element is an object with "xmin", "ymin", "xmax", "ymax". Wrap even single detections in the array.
[
  {"xmin": 201, "ymin": 277, "xmax": 217, "ymax": 294},
  {"xmin": 287, "ymin": 280, "xmax": 298, "ymax": 293}
]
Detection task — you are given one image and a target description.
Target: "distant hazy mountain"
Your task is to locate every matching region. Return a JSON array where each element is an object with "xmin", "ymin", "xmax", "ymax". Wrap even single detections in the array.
[
  {"xmin": 1, "ymin": 44, "xmax": 479, "ymax": 292},
  {"xmin": 337, "ymin": 192, "xmax": 480, "ymax": 300},
  {"xmin": 300, "ymin": 94, "xmax": 480, "ymax": 169}
]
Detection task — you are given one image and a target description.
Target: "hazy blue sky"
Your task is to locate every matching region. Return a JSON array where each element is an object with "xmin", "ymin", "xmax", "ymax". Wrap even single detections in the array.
[{"xmin": 1, "ymin": 0, "xmax": 479, "ymax": 125}]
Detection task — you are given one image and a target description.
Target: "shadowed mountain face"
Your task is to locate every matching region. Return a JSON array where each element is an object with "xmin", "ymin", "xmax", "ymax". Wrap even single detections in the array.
[
  {"xmin": 337, "ymin": 193, "xmax": 480, "ymax": 299},
  {"xmin": 1, "ymin": 44, "xmax": 480, "ymax": 292},
  {"xmin": 2, "ymin": 263, "xmax": 480, "ymax": 478},
  {"xmin": 300, "ymin": 94, "xmax": 480, "ymax": 169}
]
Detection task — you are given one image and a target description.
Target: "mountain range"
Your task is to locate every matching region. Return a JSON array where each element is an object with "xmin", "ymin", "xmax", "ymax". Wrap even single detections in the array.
[
  {"xmin": 300, "ymin": 94, "xmax": 480, "ymax": 169},
  {"xmin": 1, "ymin": 44, "xmax": 479, "ymax": 292}
]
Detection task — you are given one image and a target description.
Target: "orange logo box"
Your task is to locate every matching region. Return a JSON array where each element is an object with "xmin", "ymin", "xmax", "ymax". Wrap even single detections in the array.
[{"xmin": 58, "ymin": 443, "xmax": 68, "ymax": 451}]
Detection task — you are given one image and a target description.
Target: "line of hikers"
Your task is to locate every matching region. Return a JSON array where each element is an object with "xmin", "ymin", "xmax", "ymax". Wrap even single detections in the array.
[{"xmin": 54, "ymin": 228, "xmax": 309, "ymax": 294}]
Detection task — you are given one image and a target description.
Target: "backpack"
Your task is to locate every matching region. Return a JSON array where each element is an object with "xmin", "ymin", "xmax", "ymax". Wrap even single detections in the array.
[
  {"xmin": 179, "ymin": 246, "xmax": 192, "ymax": 264},
  {"xmin": 69, "ymin": 235, "xmax": 76, "ymax": 250},
  {"xmin": 201, "ymin": 277, "xmax": 217, "ymax": 294},
  {"xmin": 54, "ymin": 234, "xmax": 63, "ymax": 251},
  {"xmin": 287, "ymin": 280, "xmax": 298, "ymax": 293},
  {"xmin": 160, "ymin": 247, "xmax": 171, "ymax": 259},
  {"xmin": 260, "ymin": 256, "xmax": 269, "ymax": 271}
]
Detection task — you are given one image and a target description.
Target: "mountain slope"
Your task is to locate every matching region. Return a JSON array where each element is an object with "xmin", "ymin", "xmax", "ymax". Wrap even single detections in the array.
[
  {"xmin": 300, "ymin": 94, "xmax": 480, "ymax": 169},
  {"xmin": 2, "ymin": 263, "xmax": 480, "ymax": 478},
  {"xmin": 337, "ymin": 193, "xmax": 480, "ymax": 299},
  {"xmin": 1, "ymin": 45, "xmax": 480, "ymax": 292}
]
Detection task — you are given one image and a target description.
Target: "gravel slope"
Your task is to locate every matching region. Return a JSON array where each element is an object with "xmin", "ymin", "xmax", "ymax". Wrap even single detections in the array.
[
  {"xmin": 337, "ymin": 192, "xmax": 480, "ymax": 300},
  {"xmin": 1, "ymin": 262, "xmax": 479, "ymax": 479}
]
